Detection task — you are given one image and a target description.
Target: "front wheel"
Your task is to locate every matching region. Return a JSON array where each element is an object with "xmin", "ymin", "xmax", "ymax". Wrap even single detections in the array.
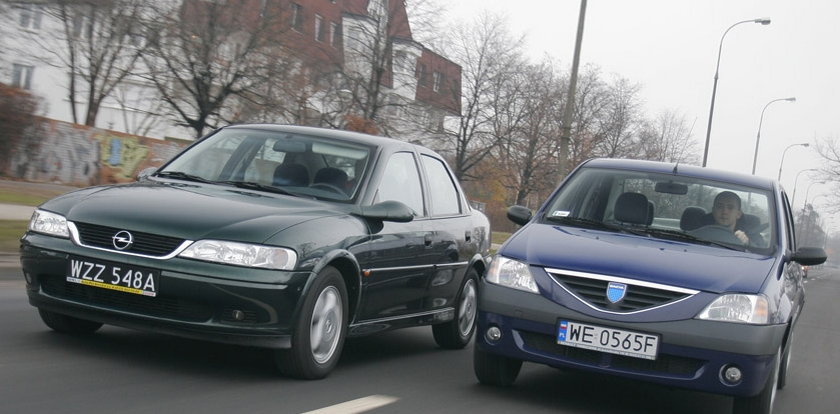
[
  {"xmin": 733, "ymin": 348, "xmax": 781, "ymax": 414},
  {"xmin": 38, "ymin": 309, "xmax": 102, "ymax": 334},
  {"xmin": 275, "ymin": 266, "xmax": 348, "ymax": 380},
  {"xmin": 432, "ymin": 268, "xmax": 478, "ymax": 349},
  {"xmin": 473, "ymin": 343, "xmax": 522, "ymax": 387}
]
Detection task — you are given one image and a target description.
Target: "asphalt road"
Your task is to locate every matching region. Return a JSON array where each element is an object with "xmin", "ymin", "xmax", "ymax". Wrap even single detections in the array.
[{"xmin": 1, "ymin": 266, "xmax": 839, "ymax": 414}]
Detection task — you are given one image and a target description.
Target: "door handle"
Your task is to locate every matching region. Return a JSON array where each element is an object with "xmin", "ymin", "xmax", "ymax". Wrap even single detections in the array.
[{"xmin": 424, "ymin": 233, "xmax": 432, "ymax": 246}]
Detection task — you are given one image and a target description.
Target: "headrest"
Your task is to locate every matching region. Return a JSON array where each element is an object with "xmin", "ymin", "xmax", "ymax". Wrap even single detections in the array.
[
  {"xmin": 680, "ymin": 206, "xmax": 707, "ymax": 231},
  {"xmin": 615, "ymin": 192, "xmax": 649, "ymax": 225}
]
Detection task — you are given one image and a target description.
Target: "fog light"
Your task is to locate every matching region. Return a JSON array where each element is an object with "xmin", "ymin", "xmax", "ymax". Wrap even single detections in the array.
[
  {"xmin": 485, "ymin": 326, "xmax": 502, "ymax": 342},
  {"xmin": 23, "ymin": 271, "xmax": 33, "ymax": 284},
  {"xmin": 231, "ymin": 310, "xmax": 245, "ymax": 321},
  {"xmin": 722, "ymin": 365, "xmax": 742, "ymax": 384}
]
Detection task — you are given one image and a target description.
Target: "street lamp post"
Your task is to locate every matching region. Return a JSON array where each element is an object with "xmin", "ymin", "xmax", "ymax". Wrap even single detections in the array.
[
  {"xmin": 778, "ymin": 142, "xmax": 810, "ymax": 181},
  {"xmin": 803, "ymin": 181, "xmax": 825, "ymax": 213},
  {"xmin": 752, "ymin": 97, "xmax": 796, "ymax": 175},
  {"xmin": 702, "ymin": 18, "xmax": 771, "ymax": 167},
  {"xmin": 791, "ymin": 168, "xmax": 818, "ymax": 207}
]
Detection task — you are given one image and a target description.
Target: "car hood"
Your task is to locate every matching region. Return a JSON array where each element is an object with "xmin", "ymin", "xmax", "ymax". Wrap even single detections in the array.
[
  {"xmin": 39, "ymin": 181, "xmax": 352, "ymax": 243},
  {"xmin": 502, "ymin": 223, "xmax": 777, "ymax": 294}
]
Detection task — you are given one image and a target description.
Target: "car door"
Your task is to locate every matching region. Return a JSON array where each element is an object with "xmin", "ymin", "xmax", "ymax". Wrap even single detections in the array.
[
  {"xmin": 356, "ymin": 151, "xmax": 435, "ymax": 321},
  {"xmin": 419, "ymin": 154, "xmax": 474, "ymax": 311}
]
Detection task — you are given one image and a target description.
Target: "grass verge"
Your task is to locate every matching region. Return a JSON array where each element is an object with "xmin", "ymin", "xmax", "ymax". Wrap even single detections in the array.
[
  {"xmin": 0, "ymin": 220, "xmax": 27, "ymax": 252},
  {"xmin": 0, "ymin": 193, "xmax": 51, "ymax": 206}
]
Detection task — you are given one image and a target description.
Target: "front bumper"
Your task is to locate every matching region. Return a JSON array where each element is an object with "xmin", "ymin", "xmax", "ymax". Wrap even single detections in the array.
[
  {"xmin": 21, "ymin": 235, "xmax": 311, "ymax": 349},
  {"xmin": 476, "ymin": 279, "xmax": 787, "ymax": 397}
]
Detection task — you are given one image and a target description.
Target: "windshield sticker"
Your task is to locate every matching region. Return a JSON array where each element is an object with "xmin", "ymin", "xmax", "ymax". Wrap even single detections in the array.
[{"xmin": 552, "ymin": 211, "xmax": 571, "ymax": 217}]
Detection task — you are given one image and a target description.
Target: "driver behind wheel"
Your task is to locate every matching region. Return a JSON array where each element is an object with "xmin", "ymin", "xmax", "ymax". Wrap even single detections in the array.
[{"xmin": 712, "ymin": 191, "xmax": 753, "ymax": 245}]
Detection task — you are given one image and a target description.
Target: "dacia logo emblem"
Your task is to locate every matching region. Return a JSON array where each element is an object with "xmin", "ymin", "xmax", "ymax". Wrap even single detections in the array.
[
  {"xmin": 112, "ymin": 230, "xmax": 134, "ymax": 251},
  {"xmin": 607, "ymin": 282, "xmax": 627, "ymax": 303}
]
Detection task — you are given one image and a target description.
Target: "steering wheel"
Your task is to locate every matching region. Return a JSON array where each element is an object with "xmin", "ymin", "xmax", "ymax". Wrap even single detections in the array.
[
  {"xmin": 689, "ymin": 224, "xmax": 743, "ymax": 245},
  {"xmin": 310, "ymin": 183, "xmax": 346, "ymax": 195}
]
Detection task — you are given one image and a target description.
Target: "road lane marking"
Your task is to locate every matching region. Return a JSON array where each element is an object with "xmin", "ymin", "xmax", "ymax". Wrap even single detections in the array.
[{"xmin": 301, "ymin": 395, "xmax": 399, "ymax": 414}]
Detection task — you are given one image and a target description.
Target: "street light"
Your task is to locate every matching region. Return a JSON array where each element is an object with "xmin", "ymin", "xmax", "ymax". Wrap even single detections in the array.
[
  {"xmin": 791, "ymin": 168, "xmax": 818, "ymax": 207},
  {"xmin": 777, "ymin": 142, "xmax": 809, "ymax": 181},
  {"xmin": 803, "ymin": 181, "xmax": 825, "ymax": 213},
  {"xmin": 752, "ymin": 97, "xmax": 796, "ymax": 175},
  {"xmin": 702, "ymin": 17, "xmax": 772, "ymax": 167}
]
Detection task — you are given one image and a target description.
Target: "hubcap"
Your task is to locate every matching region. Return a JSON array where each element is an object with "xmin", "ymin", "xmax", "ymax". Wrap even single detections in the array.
[
  {"xmin": 310, "ymin": 286, "xmax": 342, "ymax": 364},
  {"xmin": 458, "ymin": 279, "xmax": 477, "ymax": 337}
]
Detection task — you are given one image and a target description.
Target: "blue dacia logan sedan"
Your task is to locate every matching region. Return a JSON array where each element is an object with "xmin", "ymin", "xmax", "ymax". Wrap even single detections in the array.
[{"xmin": 474, "ymin": 158, "xmax": 826, "ymax": 414}]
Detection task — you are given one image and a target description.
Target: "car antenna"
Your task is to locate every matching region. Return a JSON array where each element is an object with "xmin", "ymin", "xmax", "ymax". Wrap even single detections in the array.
[{"xmin": 672, "ymin": 162, "xmax": 679, "ymax": 174}]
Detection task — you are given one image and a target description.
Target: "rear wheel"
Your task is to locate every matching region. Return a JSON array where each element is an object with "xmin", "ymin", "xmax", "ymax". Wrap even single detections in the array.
[
  {"xmin": 275, "ymin": 266, "xmax": 348, "ymax": 380},
  {"xmin": 38, "ymin": 309, "xmax": 102, "ymax": 334},
  {"xmin": 473, "ymin": 343, "xmax": 522, "ymax": 387},
  {"xmin": 733, "ymin": 348, "xmax": 781, "ymax": 414},
  {"xmin": 432, "ymin": 268, "xmax": 478, "ymax": 349}
]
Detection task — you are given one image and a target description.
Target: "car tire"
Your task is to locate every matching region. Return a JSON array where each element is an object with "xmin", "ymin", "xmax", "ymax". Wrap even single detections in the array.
[
  {"xmin": 432, "ymin": 268, "xmax": 478, "ymax": 349},
  {"xmin": 275, "ymin": 266, "xmax": 348, "ymax": 380},
  {"xmin": 38, "ymin": 309, "xmax": 102, "ymax": 334},
  {"xmin": 473, "ymin": 343, "xmax": 523, "ymax": 387},
  {"xmin": 733, "ymin": 348, "xmax": 780, "ymax": 414}
]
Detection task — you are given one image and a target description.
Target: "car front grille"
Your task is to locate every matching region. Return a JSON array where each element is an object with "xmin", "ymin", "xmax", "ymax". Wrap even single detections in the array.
[
  {"xmin": 74, "ymin": 222, "xmax": 186, "ymax": 257},
  {"xmin": 519, "ymin": 331, "xmax": 704, "ymax": 377},
  {"xmin": 547, "ymin": 270, "xmax": 692, "ymax": 313}
]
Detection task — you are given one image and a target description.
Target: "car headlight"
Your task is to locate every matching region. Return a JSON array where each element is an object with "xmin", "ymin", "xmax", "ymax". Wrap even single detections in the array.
[
  {"xmin": 696, "ymin": 294, "xmax": 769, "ymax": 324},
  {"xmin": 486, "ymin": 256, "xmax": 539, "ymax": 293},
  {"xmin": 179, "ymin": 240, "xmax": 297, "ymax": 270},
  {"xmin": 28, "ymin": 209, "xmax": 69, "ymax": 238}
]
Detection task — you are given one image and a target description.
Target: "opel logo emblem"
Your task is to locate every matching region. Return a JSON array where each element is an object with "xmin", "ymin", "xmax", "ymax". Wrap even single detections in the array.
[{"xmin": 112, "ymin": 230, "xmax": 134, "ymax": 251}]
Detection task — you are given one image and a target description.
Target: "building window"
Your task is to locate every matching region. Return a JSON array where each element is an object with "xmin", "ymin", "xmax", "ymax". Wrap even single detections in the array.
[
  {"xmin": 432, "ymin": 72, "xmax": 442, "ymax": 92},
  {"xmin": 12, "ymin": 64, "xmax": 35, "ymax": 90},
  {"xmin": 291, "ymin": 3, "xmax": 303, "ymax": 32},
  {"xmin": 416, "ymin": 64, "xmax": 427, "ymax": 86},
  {"xmin": 330, "ymin": 22, "xmax": 339, "ymax": 47},
  {"xmin": 314, "ymin": 15, "xmax": 324, "ymax": 42},
  {"xmin": 18, "ymin": 4, "xmax": 43, "ymax": 30}
]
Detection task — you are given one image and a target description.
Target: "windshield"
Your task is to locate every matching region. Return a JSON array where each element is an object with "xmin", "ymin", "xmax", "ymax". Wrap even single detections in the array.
[
  {"xmin": 543, "ymin": 167, "xmax": 777, "ymax": 253},
  {"xmin": 159, "ymin": 128, "xmax": 372, "ymax": 201}
]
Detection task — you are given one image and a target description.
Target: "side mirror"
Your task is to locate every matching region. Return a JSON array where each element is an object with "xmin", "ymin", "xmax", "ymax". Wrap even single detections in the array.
[
  {"xmin": 356, "ymin": 200, "xmax": 415, "ymax": 223},
  {"xmin": 137, "ymin": 167, "xmax": 157, "ymax": 181},
  {"xmin": 507, "ymin": 205, "xmax": 532, "ymax": 226},
  {"xmin": 792, "ymin": 246, "xmax": 827, "ymax": 266}
]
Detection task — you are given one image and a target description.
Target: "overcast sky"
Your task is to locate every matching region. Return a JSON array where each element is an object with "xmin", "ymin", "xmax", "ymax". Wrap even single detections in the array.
[{"xmin": 443, "ymin": 0, "xmax": 839, "ymax": 228}]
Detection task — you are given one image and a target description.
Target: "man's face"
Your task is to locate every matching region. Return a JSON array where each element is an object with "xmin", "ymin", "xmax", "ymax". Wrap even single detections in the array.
[{"xmin": 713, "ymin": 197, "xmax": 742, "ymax": 229}]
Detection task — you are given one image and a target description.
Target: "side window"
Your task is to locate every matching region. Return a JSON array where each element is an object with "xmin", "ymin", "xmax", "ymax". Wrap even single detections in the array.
[
  {"xmin": 421, "ymin": 155, "xmax": 461, "ymax": 216},
  {"xmin": 376, "ymin": 152, "xmax": 424, "ymax": 216}
]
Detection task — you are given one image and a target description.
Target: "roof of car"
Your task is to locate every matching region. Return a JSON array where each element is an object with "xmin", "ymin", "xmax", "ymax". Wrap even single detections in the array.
[
  {"xmin": 581, "ymin": 158, "xmax": 776, "ymax": 190},
  {"xmin": 223, "ymin": 124, "xmax": 426, "ymax": 153}
]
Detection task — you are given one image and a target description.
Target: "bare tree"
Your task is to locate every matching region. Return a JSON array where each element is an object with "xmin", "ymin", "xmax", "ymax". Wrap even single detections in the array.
[
  {"xmin": 7, "ymin": 0, "xmax": 148, "ymax": 126},
  {"xmin": 440, "ymin": 12, "xmax": 526, "ymax": 181},
  {"xmin": 593, "ymin": 76, "xmax": 643, "ymax": 158},
  {"xmin": 141, "ymin": 0, "xmax": 287, "ymax": 138},
  {"xmin": 494, "ymin": 61, "xmax": 564, "ymax": 206},
  {"xmin": 814, "ymin": 136, "xmax": 840, "ymax": 213},
  {"xmin": 636, "ymin": 109, "xmax": 699, "ymax": 164}
]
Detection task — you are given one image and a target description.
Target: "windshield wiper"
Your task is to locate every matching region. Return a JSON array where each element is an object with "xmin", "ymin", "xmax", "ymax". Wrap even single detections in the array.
[
  {"xmin": 545, "ymin": 216, "xmax": 624, "ymax": 233},
  {"xmin": 217, "ymin": 180, "xmax": 295, "ymax": 196},
  {"xmin": 646, "ymin": 228, "xmax": 742, "ymax": 251},
  {"xmin": 155, "ymin": 171, "xmax": 213, "ymax": 183}
]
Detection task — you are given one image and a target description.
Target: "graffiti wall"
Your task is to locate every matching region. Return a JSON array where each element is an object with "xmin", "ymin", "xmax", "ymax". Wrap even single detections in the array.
[{"xmin": 7, "ymin": 119, "xmax": 188, "ymax": 187}]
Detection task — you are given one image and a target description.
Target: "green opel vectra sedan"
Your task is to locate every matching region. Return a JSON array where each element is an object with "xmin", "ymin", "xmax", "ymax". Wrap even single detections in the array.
[{"xmin": 20, "ymin": 124, "xmax": 490, "ymax": 379}]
